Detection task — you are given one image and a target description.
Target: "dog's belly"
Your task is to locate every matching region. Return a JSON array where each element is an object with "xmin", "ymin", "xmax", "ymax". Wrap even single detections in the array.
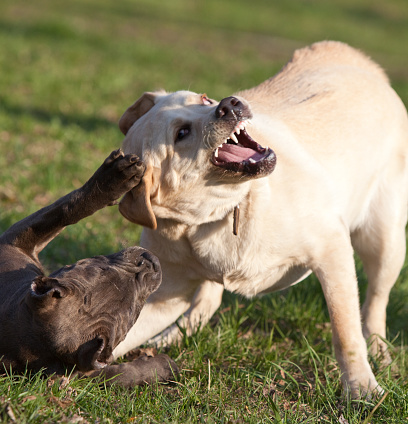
[{"xmin": 223, "ymin": 264, "xmax": 312, "ymax": 298}]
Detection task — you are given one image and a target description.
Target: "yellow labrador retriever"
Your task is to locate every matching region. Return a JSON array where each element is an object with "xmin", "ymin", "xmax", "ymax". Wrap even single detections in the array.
[{"xmin": 113, "ymin": 41, "xmax": 408, "ymax": 398}]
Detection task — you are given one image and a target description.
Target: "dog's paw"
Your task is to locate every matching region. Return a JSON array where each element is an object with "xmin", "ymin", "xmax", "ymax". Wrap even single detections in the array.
[
  {"xmin": 343, "ymin": 377, "xmax": 384, "ymax": 401},
  {"xmin": 104, "ymin": 148, "xmax": 146, "ymax": 189},
  {"xmin": 99, "ymin": 354, "xmax": 179, "ymax": 388},
  {"xmin": 131, "ymin": 353, "xmax": 180, "ymax": 385},
  {"xmin": 88, "ymin": 149, "xmax": 146, "ymax": 204}
]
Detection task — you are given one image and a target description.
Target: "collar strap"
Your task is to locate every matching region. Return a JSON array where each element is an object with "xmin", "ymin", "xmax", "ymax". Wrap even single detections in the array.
[{"xmin": 233, "ymin": 204, "xmax": 240, "ymax": 236}]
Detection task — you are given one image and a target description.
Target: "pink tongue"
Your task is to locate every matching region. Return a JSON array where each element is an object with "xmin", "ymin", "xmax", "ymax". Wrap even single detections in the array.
[{"xmin": 218, "ymin": 144, "xmax": 263, "ymax": 163}]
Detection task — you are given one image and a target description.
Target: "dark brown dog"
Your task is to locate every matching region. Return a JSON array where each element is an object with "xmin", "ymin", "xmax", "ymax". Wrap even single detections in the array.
[{"xmin": 0, "ymin": 149, "xmax": 178, "ymax": 387}]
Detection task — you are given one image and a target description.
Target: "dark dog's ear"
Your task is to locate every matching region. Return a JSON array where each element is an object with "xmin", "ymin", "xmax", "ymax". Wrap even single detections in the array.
[
  {"xmin": 119, "ymin": 92, "xmax": 159, "ymax": 135},
  {"xmin": 30, "ymin": 276, "xmax": 68, "ymax": 300},
  {"xmin": 77, "ymin": 336, "xmax": 112, "ymax": 372}
]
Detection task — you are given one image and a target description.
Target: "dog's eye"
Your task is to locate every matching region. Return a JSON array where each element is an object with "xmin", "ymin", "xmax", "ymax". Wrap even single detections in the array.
[{"xmin": 176, "ymin": 127, "xmax": 190, "ymax": 142}]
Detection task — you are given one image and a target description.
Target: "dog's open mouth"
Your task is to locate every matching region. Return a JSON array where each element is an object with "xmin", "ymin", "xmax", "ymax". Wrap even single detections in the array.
[{"xmin": 211, "ymin": 121, "xmax": 276, "ymax": 176}]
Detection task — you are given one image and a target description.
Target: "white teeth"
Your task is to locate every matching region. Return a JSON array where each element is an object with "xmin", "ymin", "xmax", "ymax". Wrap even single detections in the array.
[
  {"xmin": 215, "ymin": 120, "xmax": 250, "ymax": 151},
  {"xmin": 230, "ymin": 133, "xmax": 238, "ymax": 144},
  {"xmin": 249, "ymin": 158, "xmax": 256, "ymax": 163},
  {"xmin": 234, "ymin": 122, "xmax": 246, "ymax": 133}
]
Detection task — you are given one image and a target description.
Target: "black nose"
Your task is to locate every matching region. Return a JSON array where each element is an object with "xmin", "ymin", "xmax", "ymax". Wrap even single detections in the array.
[
  {"xmin": 140, "ymin": 251, "xmax": 161, "ymax": 274},
  {"xmin": 215, "ymin": 96, "xmax": 244, "ymax": 120},
  {"xmin": 135, "ymin": 250, "xmax": 162, "ymax": 290}
]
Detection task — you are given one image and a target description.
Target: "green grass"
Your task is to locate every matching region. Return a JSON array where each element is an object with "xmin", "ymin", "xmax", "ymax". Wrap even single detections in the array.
[{"xmin": 1, "ymin": 0, "xmax": 408, "ymax": 422}]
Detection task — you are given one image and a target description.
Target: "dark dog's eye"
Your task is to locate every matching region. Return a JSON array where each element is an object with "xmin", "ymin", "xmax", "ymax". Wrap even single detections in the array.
[{"xmin": 176, "ymin": 127, "xmax": 190, "ymax": 142}]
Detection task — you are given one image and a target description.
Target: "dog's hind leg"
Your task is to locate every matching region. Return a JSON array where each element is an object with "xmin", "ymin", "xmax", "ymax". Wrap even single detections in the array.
[
  {"xmin": 0, "ymin": 150, "xmax": 144, "ymax": 261},
  {"xmin": 313, "ymin": 222, "xmax": 381, "ymax": 398},
  {"xmin": 352, "ymin": 181, "xmax": 408, "ymax": 364}
]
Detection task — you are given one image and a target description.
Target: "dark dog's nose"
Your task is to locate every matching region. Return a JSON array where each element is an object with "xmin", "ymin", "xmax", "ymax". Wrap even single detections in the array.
[
  {"xmin": 136, "ymin": 250, "xmax": 162, "ymax": 293},
  {"xmin": 215, "ymin": 96, "xmax": 244, "ymax": 120},
  {"xmin": 139, "ymin": 251, "xmax": 161, "ymax": 275}
]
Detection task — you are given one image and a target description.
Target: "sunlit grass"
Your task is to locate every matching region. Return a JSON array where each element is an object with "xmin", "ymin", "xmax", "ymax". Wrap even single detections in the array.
[{"xmin": 1, "ymin": 0, "xmax": 407, "ymax": 422}]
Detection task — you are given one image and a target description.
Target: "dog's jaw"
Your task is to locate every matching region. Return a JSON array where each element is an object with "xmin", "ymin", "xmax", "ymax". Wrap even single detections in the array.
[{"xmin": 210, "ymin": 120, "xmax": 277, "ymax": 177}]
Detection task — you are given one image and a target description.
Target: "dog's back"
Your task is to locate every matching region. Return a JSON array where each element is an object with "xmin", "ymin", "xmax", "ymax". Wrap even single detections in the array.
[{"xmin": 238, "ymin": 41, "xmax": 389, "ymax": 104}]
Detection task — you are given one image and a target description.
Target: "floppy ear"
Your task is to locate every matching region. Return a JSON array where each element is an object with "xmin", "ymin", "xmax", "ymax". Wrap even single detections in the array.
[
  {"xmin": 119, "ymin": 92, "xmax": 158, "ymax": 135},
  {"xmin": 30, "ymin": 276, "xmax": 67, "ymax": 299},
  {"xmin": 119, "ymin": 164, "xmax": 158, "ymax": 230}
]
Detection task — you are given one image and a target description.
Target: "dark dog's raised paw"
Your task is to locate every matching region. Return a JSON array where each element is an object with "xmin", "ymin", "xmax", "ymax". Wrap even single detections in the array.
[
  {"xmin": 86, "ymin": 149, "xmax": 146, "ymax": 206},
  {"xmin": 115, "ymin": 154, "xmax": 146, "ymax": 184},
  {"xmin": 104, "ymin": 149, "xmax": 146, "ymax": 183}
]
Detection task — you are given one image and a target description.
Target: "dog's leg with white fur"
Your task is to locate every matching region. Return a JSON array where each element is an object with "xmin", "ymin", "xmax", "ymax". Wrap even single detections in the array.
[
  {"xmin": 313, "ymin": 223, "xmax": 382, "ymax": 398},
  {"xmin": 352, "ymin": 178, "xmax": 408, "ymax": 364},
  {"xmin": 148, "ymin": 280, "xmax": 224, "ymax": 346},
  {"xmin": 112, "ymin": 257, "xmax": 224, "ymax": 357},
  {"xmin": 113, "ymin": 262, "xmax": 200, "ymax": 357}
]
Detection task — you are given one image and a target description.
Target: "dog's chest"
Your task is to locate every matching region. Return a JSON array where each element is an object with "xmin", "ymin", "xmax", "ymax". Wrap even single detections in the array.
[{"xmin": 188, "ymin": 226, "xmax": 311, "ymax": 297}]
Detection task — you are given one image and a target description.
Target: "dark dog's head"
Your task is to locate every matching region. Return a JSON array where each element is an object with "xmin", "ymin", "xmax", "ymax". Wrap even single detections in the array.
[{"xmin": 25, "ymin": 246, "xmax": 161, "ymax": 372}]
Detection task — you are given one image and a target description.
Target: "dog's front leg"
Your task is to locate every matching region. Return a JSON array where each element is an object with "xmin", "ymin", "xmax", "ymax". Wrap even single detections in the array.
[
  {"xmin": 112, "ymin": 292, "xmax": 193, "ymax": 358},
  {"xmin": 312, "ymin": 227, "xmax": 382, "ymax": 399},
  {"xmin": 112, "ymin": 260, "xmax": 219, "ymax": 357},
  {"xmin": 1, "ymin": 150, "xmax": 144, "ymax": 259},
  {"xmin": 148, "ymin": 280, "xmax": 224, "ymax": 346}
]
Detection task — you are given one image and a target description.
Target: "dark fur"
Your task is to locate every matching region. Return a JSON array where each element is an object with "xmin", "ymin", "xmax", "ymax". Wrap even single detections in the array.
[{"xmin": 0, "ymin": 150, "xmax": 178, "ymax": 386}]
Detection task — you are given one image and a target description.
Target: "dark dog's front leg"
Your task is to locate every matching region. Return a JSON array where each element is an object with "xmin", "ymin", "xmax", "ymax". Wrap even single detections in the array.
[
  {"xmin": 0, "ymin": 149, "xmax": 144, "ymax": 260},
  {"xmin": 85, "ymin": 354, "xmax": 179, "ymax": 388}
]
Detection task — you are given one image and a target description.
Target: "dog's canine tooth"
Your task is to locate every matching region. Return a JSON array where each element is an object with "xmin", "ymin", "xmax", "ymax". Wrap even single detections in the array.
[
  {"xmin": 236, "ymin": 128, "xmax": 241, "ymax": 135},
  {"xmin": 249, "ymin": 158, "xmax": 256, "ymax": 163},
  {"xmin": 214, "ymin": 148, "xmax": 219, "ymax": 158},
  {"xmin": 230, "ymin": 133, "xmax": 239, "ymax": 143}
]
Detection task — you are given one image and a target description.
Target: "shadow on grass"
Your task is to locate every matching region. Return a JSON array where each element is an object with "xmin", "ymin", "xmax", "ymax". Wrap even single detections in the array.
[
  {"xmin": 219, "ymin": 264, "xmax": 408, "ymax": 349},
  {"xmin": 0, "ymin": 95, "xmax": 116, "ymax": 132}
]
